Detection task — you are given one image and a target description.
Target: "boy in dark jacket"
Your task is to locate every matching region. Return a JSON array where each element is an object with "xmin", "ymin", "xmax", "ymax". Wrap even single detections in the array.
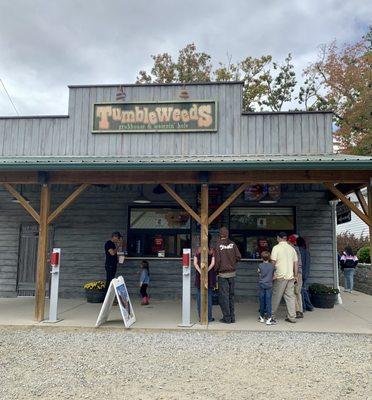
[{"xmin": 214, "ymin": 227, "xmax": 241, "ymax": 323}]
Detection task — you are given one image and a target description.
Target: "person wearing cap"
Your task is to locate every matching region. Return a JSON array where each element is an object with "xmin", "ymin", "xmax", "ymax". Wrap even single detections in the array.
[
  {"xmin": 288, "ymin": 234, "xmax": 304, "ymax": 319},
  {"xmin": 104, "ymin": 231, "xmax": 123, "ymax": 291},
  {"xmin": 214, "ymin": 227, "xmax": 241, "ymax": 323},
  {"xmin": 270, "ymin": 232, "xmax": 298, "ymax": 323}
]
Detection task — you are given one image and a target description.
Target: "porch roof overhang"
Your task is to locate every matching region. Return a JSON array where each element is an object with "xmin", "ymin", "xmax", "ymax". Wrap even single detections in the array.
[{"xmin": 0, "ymin": 154, "xmax": 371, "ymax": 171}]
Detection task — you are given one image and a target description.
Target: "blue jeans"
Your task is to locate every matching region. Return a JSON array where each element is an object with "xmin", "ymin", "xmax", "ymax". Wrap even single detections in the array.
[
  {"xmin": 259, "ymin": 286, "xmax": 272, "ymax": 318},
  {"xmin": 197, "ymin": 287, "xmax": 213, "ymax": 321},
  {"xmin": 301, "ymin": 278, "xmax": 314, "ymax": 311},
  {"xmin": 343, "ymin": 268, "xmax": 355, "ymax": 291}
]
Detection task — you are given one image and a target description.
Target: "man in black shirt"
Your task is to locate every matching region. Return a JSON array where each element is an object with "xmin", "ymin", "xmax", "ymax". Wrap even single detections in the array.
[{"xmin": 104, "ymin": 231, "xmax": 123, "ymax": 291}]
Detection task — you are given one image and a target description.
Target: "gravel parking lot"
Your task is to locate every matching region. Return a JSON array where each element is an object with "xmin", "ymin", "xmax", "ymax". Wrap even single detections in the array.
[{"xmin": 0, "ymin": 327, "xmax": 370, "ymax": 400}]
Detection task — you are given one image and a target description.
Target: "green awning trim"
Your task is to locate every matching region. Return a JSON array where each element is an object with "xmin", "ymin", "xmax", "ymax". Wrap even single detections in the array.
[{"xmin": 0, "ymin": 155, "xmax": 371, "ymax": 171}]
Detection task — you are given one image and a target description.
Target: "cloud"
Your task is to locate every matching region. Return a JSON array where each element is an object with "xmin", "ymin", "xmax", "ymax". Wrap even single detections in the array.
[{"xmin": 0, "ymin": 0, "xmax": 370, "ymax": 115}]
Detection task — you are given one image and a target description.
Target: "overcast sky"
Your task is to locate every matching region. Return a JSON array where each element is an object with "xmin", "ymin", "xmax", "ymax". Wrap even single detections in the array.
[{"xmin": 0, "ymin": 0, "xmax": 370, "ymax": 115}]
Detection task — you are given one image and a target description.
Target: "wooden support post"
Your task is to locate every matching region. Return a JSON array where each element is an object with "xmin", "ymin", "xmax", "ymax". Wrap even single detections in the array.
[
  {"xmin": 368, "ymin": 179, "xmax": 372, "ymax": 266},
  {"xmin": 2, "ymin": 183, "xmax": 40, "ymax": 223},
  {"xmin": 324, "ymin": 183, "xmax": 371, "ymax": 226},
  {"xmin": 200, "ymin": 184, "xmax": 209, "ymax": 325},
  {"xmin": 161, "ymin": 183, "xmax": 201, "ymax": 224},
  {"xmin": 48, "ymin": 183, "xmax": 90, "ymax": 224},
  {"xmin": 35, "ymin": 184, "xmax": 51, "ymax": 322}
]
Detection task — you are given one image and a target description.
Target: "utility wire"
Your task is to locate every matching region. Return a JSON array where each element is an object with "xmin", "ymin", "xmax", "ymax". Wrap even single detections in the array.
[{"xmin": 0, "ymin": 79, "xmax": 19, "ymax": 115}]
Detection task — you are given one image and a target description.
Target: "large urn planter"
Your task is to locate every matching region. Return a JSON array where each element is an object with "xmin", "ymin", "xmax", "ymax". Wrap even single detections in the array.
[
  {"xmin": 83, "ymin": 281, "xmax": 106, "ymax": 303},
  {"xmin": 309, "ymin": 283, "xmax": 339, "ymax": 309}
]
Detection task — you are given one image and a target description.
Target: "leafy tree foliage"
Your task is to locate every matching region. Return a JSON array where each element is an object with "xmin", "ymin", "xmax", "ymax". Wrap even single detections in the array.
[
  {"xmin": 299, "ymin": 26, "xmax": 372, "ymax": 155},
  {"xmin": 137, "ymin": 44, "xmax": 296, "ymax": 112}
]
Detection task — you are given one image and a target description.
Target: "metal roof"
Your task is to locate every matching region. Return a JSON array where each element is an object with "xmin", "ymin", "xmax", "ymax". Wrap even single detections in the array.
[{"xmin": 0, "ymin": 154, "xmax": 371, "ymax": 171}]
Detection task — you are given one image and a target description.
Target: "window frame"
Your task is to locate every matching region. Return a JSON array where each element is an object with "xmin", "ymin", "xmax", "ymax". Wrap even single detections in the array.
[{"xmin": 127, "ymin": 206, "xmax": 192, "ymax": 257}]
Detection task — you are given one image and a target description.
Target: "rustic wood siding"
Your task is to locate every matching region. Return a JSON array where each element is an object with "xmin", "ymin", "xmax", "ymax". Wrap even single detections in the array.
[
  {"xmin": 0, "ymin": 184, "xmax": 335, "ymax": 299},
  {"xmin": 0, "ymin": 83, "xmax": 333, "ymax": 157}
]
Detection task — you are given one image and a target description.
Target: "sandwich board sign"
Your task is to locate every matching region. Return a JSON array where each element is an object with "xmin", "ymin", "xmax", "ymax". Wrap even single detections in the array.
[{"xmin": 95, "ymin": 275, "xmax": 136, "ymax": 328}]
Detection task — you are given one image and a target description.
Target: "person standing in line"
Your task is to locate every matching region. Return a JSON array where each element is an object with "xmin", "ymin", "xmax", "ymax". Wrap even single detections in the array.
[
  {"xmin": 104, "ymin": 231, "xmax": 123, "ymax": 291},
  {"xmin": 214, "ymin": 227, "xmax": 241, "ymax": 324},
  {"xmin": 340, "ymin": 246, "xmax": 358, "ymax": 293},
  {"xmin": 296, "ymin": 236, "xmax": 314, "ymax": 312},
  {"xmin": 270, "ymin": 232, "xmax": 298, "ymax": 323},
  {"xmin": 288, "ymin": 234, "xmax": 304, "ymax": 319},
  {"xmin": 139, "ymin": 260, "xmax": 150, "ymax": 305},
  {"xmin": 257, "ymin": 251, "xmax": 276, "ymax": 325},
  {"xmin": 193, "ymin": 244, "xmax": 216, "ymax": 322}
]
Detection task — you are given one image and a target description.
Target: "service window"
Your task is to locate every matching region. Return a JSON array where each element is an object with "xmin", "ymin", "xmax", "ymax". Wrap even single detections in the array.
[
  {"xmin": 229, "ymin": 207, "xmax": 295, "ymax": 258},
  {"xmin": 127, "ymin": 207, "xmax": 191, "ymax": 257}
]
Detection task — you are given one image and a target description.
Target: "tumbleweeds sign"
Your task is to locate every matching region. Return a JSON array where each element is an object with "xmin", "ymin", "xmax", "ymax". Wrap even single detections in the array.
[{"xmin": 92, "ymin": 100, "xmax": 217, "ymax": 133}]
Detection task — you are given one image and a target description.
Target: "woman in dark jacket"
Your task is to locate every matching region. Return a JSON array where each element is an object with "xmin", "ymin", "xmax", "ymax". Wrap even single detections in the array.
[
  {"xmin": 340, "ymin": 246, "xmax": 358, "ymax": 293},
  {"xmin": 296, "ymin": 236, "xmax": 314, "ymax": 311}
]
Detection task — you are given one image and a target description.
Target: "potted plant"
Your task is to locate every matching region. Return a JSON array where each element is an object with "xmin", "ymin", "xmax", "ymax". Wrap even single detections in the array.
[
  {"xmin": 83, "ymin": 280, "xmax": 106, "ymax": 303},
  {"xmin": 309, "ymin": 283, "xmax": 339, "ymax": 309}
]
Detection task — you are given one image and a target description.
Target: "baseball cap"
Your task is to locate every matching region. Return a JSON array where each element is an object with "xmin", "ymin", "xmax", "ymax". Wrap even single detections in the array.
[
  {"xmin": 288, "ymin": 234, "xmax": 298, "ymax": 244},
  {"xmin": 277, "ymin": 231, "xmax": 287, "ymax": 239}
]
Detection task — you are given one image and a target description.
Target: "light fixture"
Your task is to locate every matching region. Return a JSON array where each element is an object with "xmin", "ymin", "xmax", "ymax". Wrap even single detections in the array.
[
  {"xmin": 133, "ymin": 187, "xmax": 151, "ymax": 204},
  {"xmin": 11, "ymin": 185, "xmax": 30, "ymax": 204}
]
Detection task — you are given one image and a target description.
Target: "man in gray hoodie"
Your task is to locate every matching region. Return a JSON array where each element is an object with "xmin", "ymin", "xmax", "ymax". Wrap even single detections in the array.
[{"xmin": 214, "ymin": 227, "xmax": 241, "ymax": 323}]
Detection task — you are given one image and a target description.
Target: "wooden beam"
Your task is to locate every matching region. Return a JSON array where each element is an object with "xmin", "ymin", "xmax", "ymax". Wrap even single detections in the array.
[
  {"xmin": 48, "ymin": 183, "xmax": 90, "ymax": 224},
  {"xmin": 0, "ymin": 169, "xmax": 367, "ymax": 185},
  {"xmin": 2, "ymin": 183, "xmax": 40, "ymax": 223},
  {"xmin": 161, "ymin": 184, "xmax": 201, "ymax": 224},
  {"xmin": 0, "ymin": 171, "xmax": 39, "ymax": 183},
  {"xmin": 208, "ymin": 183, "xmax": 249, "ymax": 225},
  {"xmin": 355, "ymin": 189, "xmax": 369, "ymax": 216},
  {"xmin": 324, "ymin": 183, "xmax": 371, "ymax": 227},
  {"xmin": 200, "ymin": 184, "xmax": 209, "ymax": 326},
  {"xmin": 35, "ymin": 184, "xmax": 51, "ymax": 322}
]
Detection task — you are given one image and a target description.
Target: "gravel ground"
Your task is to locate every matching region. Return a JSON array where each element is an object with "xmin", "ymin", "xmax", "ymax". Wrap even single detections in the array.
[{"xmin": 0, "ymin": 327, "xmax": 370, "ymax": 400}]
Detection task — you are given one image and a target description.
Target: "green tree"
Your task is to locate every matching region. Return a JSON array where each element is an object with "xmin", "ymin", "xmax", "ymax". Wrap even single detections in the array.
[
  {"xmin": 136, "ymin": 44, "xmax": 297, "ymax": 112},
  {"xmin": 299, "ymin": 27, "xmax": 372, "ymax": 155}
]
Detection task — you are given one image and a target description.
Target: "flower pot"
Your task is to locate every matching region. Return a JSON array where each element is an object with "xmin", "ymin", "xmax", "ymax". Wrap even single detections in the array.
[
  {"xmin": 85, "ymin": 289, "xmax": 106, "ymax": 303},
  {"xmin": 310, "ymin": 292, "xmax": 337, "ymax": 309}
]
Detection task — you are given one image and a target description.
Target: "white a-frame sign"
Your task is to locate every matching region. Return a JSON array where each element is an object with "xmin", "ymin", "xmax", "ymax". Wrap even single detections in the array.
[{"xmin": 96, "ymin": 276, "xmax": 136, "ymax": 328}]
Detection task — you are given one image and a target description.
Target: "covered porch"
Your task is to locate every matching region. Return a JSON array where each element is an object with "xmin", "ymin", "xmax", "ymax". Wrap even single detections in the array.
[
  {"xmin": 0, "ymin": 289, "xmax": 370, "ymax": 334},
  {"xmin": 0, "ymin": 154, "xmax": 371, "ymax": 325}
]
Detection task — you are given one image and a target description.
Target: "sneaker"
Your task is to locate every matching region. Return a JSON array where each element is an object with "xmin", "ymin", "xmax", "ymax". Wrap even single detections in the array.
[
  {"xmin": 219, "ymin": 318, "xmax": 231, "ymax": 324},
  {"xmin": 258, "ymin": 316, "xmax": 265, "ymax": 323},
  {"xmin": 285, "ymin": 318, "xmax": 296, "ymax": 323},
  {"xmin": 296, "ymin": 311, "xmax": 304, "ymax": 319},
  {"xmin": 266, "ymin": 317, "xmax": 277, "ymax": 325}
]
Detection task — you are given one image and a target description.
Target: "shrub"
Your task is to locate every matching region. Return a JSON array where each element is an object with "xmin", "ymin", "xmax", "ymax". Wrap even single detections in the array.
[
  {"xmin": 357, "ymin": 246, "xmax": 370, "ymax": 263},
  {"xmin": 309, "ymin": 283, "xmax": 339, "ymax": 295}
]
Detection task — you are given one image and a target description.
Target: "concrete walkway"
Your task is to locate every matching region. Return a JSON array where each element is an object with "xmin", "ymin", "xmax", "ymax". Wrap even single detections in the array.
[{"xmin": 0, "ymin": 289, "xmax": 371, "ymax": 334}]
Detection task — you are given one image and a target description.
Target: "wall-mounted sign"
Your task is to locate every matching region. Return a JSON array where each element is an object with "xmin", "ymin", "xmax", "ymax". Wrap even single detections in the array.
[
  {"xmin": 92, "ymin": 100, "xmax": 217, "ymax": 133},
  {"xmin": 336, "ymin": 201, "xmax": 351, "ymax": 225}
]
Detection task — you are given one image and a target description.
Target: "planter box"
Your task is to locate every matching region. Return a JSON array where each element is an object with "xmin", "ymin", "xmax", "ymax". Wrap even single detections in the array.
[
  {"xmin": 310, "ymin": 293, "xmax": 337, "ymax": 309},
  {"xmin": 85, "ymin": 289, "xmax": 106, "ymax": 303}
]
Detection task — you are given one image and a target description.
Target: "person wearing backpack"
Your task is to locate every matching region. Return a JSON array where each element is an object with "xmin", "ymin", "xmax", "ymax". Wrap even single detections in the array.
[{"xmin": 340, "ymin": 246, "xmax": 358, "ymax": 293}]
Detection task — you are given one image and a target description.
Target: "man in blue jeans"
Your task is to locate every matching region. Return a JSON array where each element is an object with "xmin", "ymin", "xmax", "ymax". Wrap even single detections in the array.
[
  {"xmin": 214, "ymin": 227, "xmax": 241, "ymax": 324},
  {"xmin": 257, "ymin": 251, "xmax": 276, "ymax": 325}
]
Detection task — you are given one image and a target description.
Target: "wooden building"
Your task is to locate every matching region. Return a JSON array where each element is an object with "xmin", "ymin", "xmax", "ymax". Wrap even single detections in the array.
[{"xmin": 0, "ymin": 81, "xmax": 371, "ymax": 324}]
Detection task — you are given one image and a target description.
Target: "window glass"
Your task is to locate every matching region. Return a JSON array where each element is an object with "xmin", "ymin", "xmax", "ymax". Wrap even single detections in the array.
[
  {"xmin": 130, "ymin": 208, "xmax": 190, "ymax": 229},
  {"xmin": 230, "ymin": 207, "xmax": 294, "ymax": 230}
]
